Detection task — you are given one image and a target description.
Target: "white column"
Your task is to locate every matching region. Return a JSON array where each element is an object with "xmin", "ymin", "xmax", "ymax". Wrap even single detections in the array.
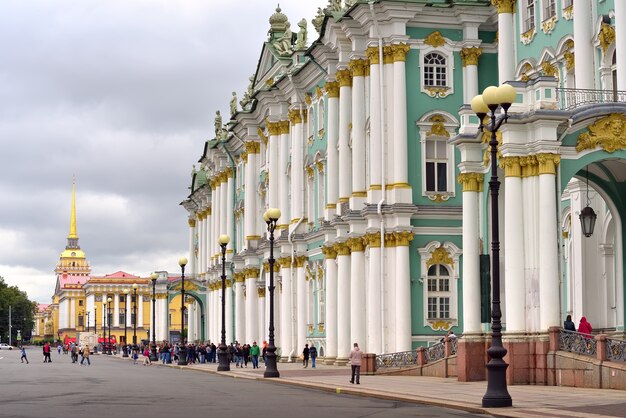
[
  {"xmin": 126, "ymin": 295, "xmax": 131, "ymax": 327},
  {"xmin": 366, "ymin": 49, "xmax": 382, "ymax": 202},
  {"xmin": 325, "ymin": 82, "xmax": 339, "ymax": 215},
  {"xmin": 114, "ymin": 293, "xmax": 120, "ymax": 327},
  {"xmin": 220, "ymin": 175, "xmax": 228, "ymax": 236},
  {"xmin": 348, "ymin": 238, "xmax": 366, "ymax": 350},
  {"xmin": 226, "ymin": 170, "xmax": 234, "ymax": 248},
  {"xmin": 244, "ymin": 145, "xmax": 260, "ymax": 245},
  {"xmin": 258, "ymin": 287, "xmax": 266, "ymax": 344},
  {"xmin": 279, "ymin": 259, "xmax": 293, "ymax": 359},
  {"xmin": 234, "ymin": 275, "xmax": 245, "ymax": 343},
  {"xmin": 395, "ymin": 232, "xmax": 413, "ymax": 352},
  {"xmin": 538, "ymin": 154, "xmax": 561, "ymax": 330},
  {"xmin": 290, "ymin": 111, "xmax": 304, "ymax": 222},
  {"xmin": 366, "ymin": 235, "xmax": 382, "ymax": 353},
  {"xmin": 323, "ymin": 247, "xmax": 338, "ymax": 362},
  {"xmin": 138, "ymin": 293, "xmax": 144, "ymax": 331},
  {"xmin": 69, "ymin": 298, "xmax": 75, "ymax": 329},
  {"xmin": 226, "ymin": 281, "xmax": 233, "ymax": 343},
  {"xmin": 385, "ymin": 243, "xmax": 396, "ymax": 353},
  {"xmin": 461, "ymin": 47, "xmax": 481, "ymax": 102},
  {"xmin": 212, "ymin": 181, "xmax": 219, "ymax": 261},
  {"xmin": 384, "ymin": 53, "xmax": 394, "ymax": 187},
  {"xmin": 503, "ymin": 159, "xmax": 526, "ymax": 332},
  {"xmin": 335, "ymin": 242, "xmax": 351, "ymax": 363},
  {"xmin": 295, "ymin": 257, "xmax": 307, "ymax": 355},
  {"xmin": 268, "ymin": 121, "xmax": 280, "ymax": 210},
  {"xmin": 337, "ymin": 69, "xmax": 352, "ymax": 206},
  {"xmin": 615, "ymin": 0, "xmax": 626, "ymax": 91},
  {"xmin": 245, "ymin": 270, "xmax": 259, "ymax": 344},
  {"xmin": 573, "ymin": 0, "xmax": 595, "ymax": 89},
  {"xmin": 188, "ymin": 303, "xmax": 195, "ymax": 342},
  {"xmin": 278, "ymin": 121, "xmax": 290, "ymax": 228},
  {"xmin": 87, "ymin": 294, "xmax": 95, "ymax": 329},
  {"xmin": 158, "ymin": 297, "xmax": 167, "ymax": 341},
  {"xmin": 392, "ymin": 45, "xmax": 410, "ymax": 188},
  {"xmin": 495, "ymin": 5, "xmax": 515, "ymax": 83},
  {"xmin": 460, "ymin": 173, "xmax": 482, "ymax": 333},
  {"xmin": 189, "ymin": 218, "xmax": 197, "ymax": 276},
  {"xmin": 349, "ymin": 59, "xmax": 367, "ymax": 202}
]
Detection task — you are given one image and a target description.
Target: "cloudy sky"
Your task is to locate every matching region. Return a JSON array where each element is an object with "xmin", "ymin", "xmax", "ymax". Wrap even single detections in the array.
[{"xmin": 0, "ymin": 0, "xmax": 320, "ymax": 304}]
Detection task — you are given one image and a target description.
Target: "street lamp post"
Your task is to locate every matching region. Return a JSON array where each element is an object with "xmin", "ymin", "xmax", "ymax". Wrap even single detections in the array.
[
  {"xmin": 471, "ymin": 84, "xmax": 516, "ymax": 408},
  {"xmin": 150, "ymin": 273, "xmax": 159, "ymax": 362},
  {"xmin": 217, "ymin": 235, "xmax": 230, "ymax": 372},
  {"xmin": 132, "ymin": 283, "xmax": 138, "ymax": 351},
  {"xmin": 263, "ymin": 208, "xmax": 281, "ymax": 378},
  {"xmin": 122, "ymin": 288, "xmax": 129, "ymax": 357},
  {"xmin": 177, "ymin": 257, "xmax": 188, "ymax": 366},
  {"xmin": 86, "ymin": 311, "xmax": 90, "ymax": 333},
  {"xmin": 106, "ymin": 297, "xmax": 112, "ymax": 355},
  {"xmin": 94, "ymin": 306, "xmax": 97, "ymax": 353}
]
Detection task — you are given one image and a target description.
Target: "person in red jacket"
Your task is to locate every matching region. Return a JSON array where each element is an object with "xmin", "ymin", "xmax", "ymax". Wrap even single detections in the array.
[{"xmin": 578, "ymin": 316, "xmax": 593, "ymax": 338}]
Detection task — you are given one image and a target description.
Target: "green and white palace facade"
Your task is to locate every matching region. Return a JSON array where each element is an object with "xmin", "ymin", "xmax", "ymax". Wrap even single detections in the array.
[{"xmin": 180, "ymin": 0, "xmax": 626, "ymax": 374}]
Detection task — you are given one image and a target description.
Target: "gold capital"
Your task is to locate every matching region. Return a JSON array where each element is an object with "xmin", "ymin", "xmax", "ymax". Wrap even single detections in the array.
[
  {"xmin": 499, "ymin": 156, "xmax": 522, "ymax": 177},
  {"xmin": 266, "ymin": 120, "xmax": 282, "ymax": 136},
  {"xmin": 294, "ymin": 255, "xmax": 307, "ymax": 268},
  {"xmin": 394, "ymin": 231, "xmax": 414, "ymax": 247},
  {"xmin": 536, "ymin": 153, "xmax": 561, "ymax": 175},
  {"xmin": 278, "ymin": 257, "xmax": 292, "ymax": 268},
  {"xmin": 349, "ymin": 59, "xmax": 369, "ymax": 77},
  {"xmin": 491, "ymin": 0, "xmax": 516, "ymax": 14},
  {"xmin": 188, "ymin": 219, "xmax": 196, "ymax": 227},
  {"xmin": 325, "ymin": 81, "xmax": 340, "ymax": 98},
  {"xmin": 460, "ymin": 47, "xmax": 483, "ymax": 67},
  {"xmin": 390, "ymin": 44, "xmax": 410, "ymax": 62},
  {"xmin": 366, "ymin": 46, "xmax": 380, "ymax": 65},
  {"xmin": 333, "ymin": 241, "xmax": 351, "ymax": 256},
  {"xmin": 346, "ymin": 237, "xmax": 365, "ymax": 252},
  {"xmin": 321, "ymin": 246, "xmax": 337, "ymax": 259},
  {"xmin": 336, "ymin": 69, "xmax": 352, "ymax": 87},
  {"xmin": 457, "ymin": 172, "xmax": 484, "ymax": 192},
  {"xmin": 364, "ymin": 232, "xmax": 381, "ymax": 248}
]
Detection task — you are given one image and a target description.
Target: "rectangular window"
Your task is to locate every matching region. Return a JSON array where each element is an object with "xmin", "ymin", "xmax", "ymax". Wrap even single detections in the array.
[
  {"xmin": 79, "ymin": 300, "xmax": 84, "ymax": 306},
  {"xmin": 428, "ymin": 297, "xmax": 437, "ymax": 319},
  {"xmin": 119, "ymin": 296, "xmax": 125, "ymax": 303},
  {"xmin": 543, "ymin": 0, "xmax": 556, "ymax": 19},
  {"xmin": 425, "ymin": 139, "xmax": 448, "ymax": 193},
  {"xmin": 78, "ymin": 315, "xmax": 84, "ymax": 327},
  {"xmin": 439, "ymin": 297, "xmax": 450, "ymax": 319},
  {"xmin": 525, "ymin": 0, "xmax": 535, "ymax": 32},
  {"xmin": 119, "ymin": 313, "xmax": 126, "ymax": 324},
  {"xmin": 131, "ymin": 313, "xmax": 136, "ymax": 325}
]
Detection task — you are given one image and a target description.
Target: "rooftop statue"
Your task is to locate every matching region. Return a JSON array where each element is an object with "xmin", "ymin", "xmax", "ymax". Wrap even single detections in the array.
[
  {"xmin": 327, "ymin": 0, "xmax": 342, "ymax": 13},
  {"xmin": 230, "ymin": 91, "xmax": 238, "ymax": 117},
  {"xmin": 273, "ymin": 22, "xmax": 293, "ymax": 56},
  {"xmin": 214, "ymin": 110, "xmax": 222, "ymax": 137},
  {"xmin": 312, "ymin": 8, "xmax": 325, "ymax": 34},
  {"xmin": 295, "ymin": 18, "xmax": 307, "ymax": 50},
  {"xmin": 240, "ymin": 74, "xmax": 255, "ymax": 108}
]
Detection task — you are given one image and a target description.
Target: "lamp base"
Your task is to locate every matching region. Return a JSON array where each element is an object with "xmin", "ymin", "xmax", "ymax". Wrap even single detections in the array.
[
  {"xmin": 149, "ymin": 344, "xmax": 158, "ymax": 362},
  {"xmin": 263, "ymin": 345, "xmax": 280, "ymax": 378},
  {"xmin": 217, "ymin": 345, "xmax": 230, "ymax": 371},
  {"xmin": 482, "ymin": 359, "xmax": 512, "ymax": 407},
  {"xmin": 122, "ymin": 345, "xmax": 129, "ymax": 358},
  {"xmin": 177, "ymin": 345, "xmax": 188, "ymax": 366}
]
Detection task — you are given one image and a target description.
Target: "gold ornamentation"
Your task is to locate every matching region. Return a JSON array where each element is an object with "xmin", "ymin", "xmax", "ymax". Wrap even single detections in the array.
[
  {"xmin": 424, "ymin": 86, "xmax": 450, "ymax": 98},
  {"xmin": 304, "ymin": 93, "xmax": 312, "ymax": 106},
  {"xmin": 315, "ymin": 86, "xmax": 323, "ymax": 99},
  {"xmin": 426, "ymin": 246, "xmax": 454, "ymax": 267},
  {"xmin": 258, "ymin": 127, "xmax": 268, "ymax": 145},
  {"xmin": 457, "ymin": 172, "xmax": 484, "ymax": 192},
  {"xmin": 188, "ymin": 219, "xmax": 196, "ymax": 227},
  {"xmin": 244, "ymin": 267, "xmax": 260, "ymax": 279},
  {"xmin": 346, "ymin": 237, "xmax": 365, "ymax": 252},
  {"xmin": 266, "ymin": 120, "xmax": 281, "ymax": 136},
  {"xmin": 382, "ymin": 46, "xmax": 394, "ymax": 64},
  {"xmin": 429, "ymin": 320, "xmax": 452, "ymax": 331},
  {"xmin": 364, "ymin": 232, "xmax": 381, "ymax": 248},
  {"xmin": 306, "ymin": 165, "xmax": 315, "ymax": 180},
  {"xmin": 564, "ymin": 51, "xmax": 575, "ymax": 72},
  {"xmin": 536, "ymin": 153, "xmax": 561, "ymax": 175},
  {"xmin": 266, "ymin": 78, "xmax": 274, "ymax": 87},
  {"xmin": 460, "ymin": 47, "xmax": 483, "ymax": 67},
  {"xmin": 499, "ymin": 156, "xmax": 522, "ymax": 177},
  {"xmin": 520, "ymin": 62, "xmax": 533, "ymax": 82},
  {"xmin": 333, "ymin": 241, "xmax": 351, "ymax": 256},
  {"xmin": 325, "ymin": 81, "xmax": 339, "ymax": 98},
  {"xmin": 321, "ymin": 246, "xmax": 337, "ymax": 259},
  {"xmin": 318, "ymin": 128, "xmax": 325, "ymax": 138},
  {"xmin": 521, "ymin": 27, "xmax": 536, "ymax": 45},
  {"xmin": 426, "ymin": 120, "xmax": 449, "ymax": 138},
  {"xmin": 428, "ymin": 194, "xmax": 450, "ymax": 203},
  {"xmin": 349, "ymin": 59, "xmax": 369, "ymax": 77},
  {"xmin": 563, "ymin": 5, "xmax": 573, "ymax": 20},
  {"xmin": 336, "ymin": 69, "xmax": 352, "ymax": 87},
  {"xmin": 576, "ymin": 114, "xmax": 626, "ymax": 153},
  {"xmin": 541, "ymin": 16, "xmax": 557, "ymax": 35},
  {"xmin": 234, "ymin": 272, "xmax": 245, "ymax": 283},
  {"xmin": 389, "ymin": 44, "xmax": 410, "ymax": 62},
  {"xmin": 541, "ymin": 61, "xmax": 558, "ymax": 79},
  {"xmin": 598, "ymin": 23, "xmax": 615, "ymax": 55},
  {"xmin": 394, "ymin": 231, "xmax": 414, "ymax": 246},
  {"xmin": 277, "ymin": 257, "xmax": 292, "ymax": 268},
  {"xmin": 366, "ymin": 46, "xmax": 380, "ymax": 65},
  {"xmin": 294, "ymin": 255, "xmax": 307, "ymax": 268},
  {"xmin": 257, "ymin": 287, "xmax": 266, "ymax": 297},
  {"xmin": 424, "ymin": 31, "xmax": 445, "ymax": 48},
  {"xmin": 316, "ymin": 161, "xmax": 324, "ymax": 174},
  {"xmin": 491, "ymin": 0, "xmax": 516, "ymax": 14},
  {"xmin": 289, "ymin": 109, "xmax": 304, "ymax": 124},
  {"xmin": 384, "ymin": 233, "xmax": 396, "ymax": 248}
]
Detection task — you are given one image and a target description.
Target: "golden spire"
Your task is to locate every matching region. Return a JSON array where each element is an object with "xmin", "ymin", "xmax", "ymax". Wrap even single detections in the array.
[{"xmin": 68, "ymin": 176, "xmax": 78, "ymax": 239}]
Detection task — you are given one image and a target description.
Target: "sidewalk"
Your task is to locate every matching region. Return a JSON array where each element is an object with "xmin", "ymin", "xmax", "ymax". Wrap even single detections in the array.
[{"xmin": 117, "ymin": 355, "xmax": 626, "ymax": 417}]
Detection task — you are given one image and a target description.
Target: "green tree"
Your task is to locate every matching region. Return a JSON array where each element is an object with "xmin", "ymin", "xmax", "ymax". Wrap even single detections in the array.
[{"xmin": 0, "ymin": 276, "xmax": 37, "ymax": 344}]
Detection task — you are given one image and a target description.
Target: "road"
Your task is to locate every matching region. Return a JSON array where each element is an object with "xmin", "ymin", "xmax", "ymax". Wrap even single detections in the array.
[{"xmin": 0, "ymin": 348, "xmax": 485, "ymax": 418}]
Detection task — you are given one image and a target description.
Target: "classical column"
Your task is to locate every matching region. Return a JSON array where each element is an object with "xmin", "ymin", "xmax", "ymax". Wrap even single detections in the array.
[
  {"xmin": 394, "ymin": 231, "xmax": 414, "ymax": 352},
  {"xmin": 322, "ymin": 246, "xmax": 338, "ymax": 363},
  {"xmin": 383, "ymin": 47, "xmax": 394, "ymax": 187},
  {"xmin": 278, "ymin": 120, "xmax": 291, "ymax": 229},
  {"xmin": 244, "ymin": 142, "xmax": 261, "ymax": 247},
  {"xmin": 458, "ymin": 173, "xmax": 483, "ymax": 333},
  {"xmin": 278, "ymin": 257, "xmax": 293, "ymax": 359},
  {"xmin": 211, "ymin": 178, "xmax": 220, "ymax": 261},
  {"xmin": 226, "ymin": 169, "xmax": 234, "ymax": 246},
  {"xmin": 492, "ymin": 0, "xmax": 515, "ymax": 83},
  {"xmin": 325, "ymin": 81, "xmax": 340, "ymax": 216},
  {"xmin": 114, "ymin": 293, "xmax": 120, "ymax": 327},
  {"xmin": 87, "ymin": 294, "xmax": 95, "ymax": 330},
  {"xmin": 245, "ymin": 268, "xmax": 259, "ymax": 345},
  {"xmin": 336, "ymin": 69, "xmax": 352, "ymax": 207},
  {"xmin": 188, "ymin": 217, "xmax": 197, "ymax": 276},
  {"xmin": 334, "ymin": 241, "xmax": 351, "ymax": 364},
  {"xmin": 158, "ymin": 296, "xmax": 168, "ymax": 341},
  {"xmin": 349, "ymin": 59, "xmax": 368, "ymax": 207},
  {"xmin": 391, "ymin": 44, "xmax": 410, "ymax": 191},
  {"xmin": 615, "ymin": 0, "xmax": 626, "ymax": 90},
  {"xmin": 234, "ymin": 272, "xmax": 245, "ymax": 343},
  {"xmin": 212, "ymin": 283, "xmax": 220, "ymax": 343},
  {"xmin": 138, "ymin": 293, "xmax": 144, "ymax": 332},
  {"xmin": 225, "ymin": 279, "xmax": 234, "ymax": 344},
  {"xmin": 347, "ymin": 237, "xmax": 366, "ymax": 350},
  {"xmin": 573, "ymin": 0, "xmax": 594, "ymax": 89},
  {"xmin": 384, "ymin": 235, "xmax": 396, "ymax": 353},
  {"xmin": 69, "ymin": 298, "xmax": 75, "ymax": 329},
  {"xmin": 294, "ymin": 255, "xmax": 307, "ymax": 354},
  {"xmin": 365, "ymin": 233, "xmax": 382, "ymax": 353},
  {"xmin": 366, "ymin": 47, "xmax": 382, "ymax": 203},
  {"xmin": 537, "ymin": 154, "xmax": 561, "ymax": 330},
  {"xmin": 267, "ymin": 120, "xmax": 281, "ymax": 210},
  {"xmin": 461, "ymin": 47, "xmax": 482, "ymax": 102},
  {"xmin": 220, "ymin": 172, "xmax": 228, "ymax": 236},
  {"xmin": 289, "ymin": 109, "xmax": 305, "ymax": 225},
  {"xmin": 501, "ymin": 157, "xmax": 526, "ymax": 332},
  {"xmin": 188, "ymin": 302, "xmax": 196, "ymax": 342},
  {"xmin": 257, "ymin": 286, "xmax": 266, "ymax": 344}
]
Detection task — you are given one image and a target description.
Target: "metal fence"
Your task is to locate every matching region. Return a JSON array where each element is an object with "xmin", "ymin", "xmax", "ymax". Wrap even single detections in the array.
[
  {"xmin": 606, "ymin": 336, "xmax": 626, "ymax": 363},
  {"xmin": 425, "ymin": 341, "xmax": 446, "ymax": 362},
  {"xmin": 557, "ymin": 88, "xmax": 626, "ymax": 111},
  {"xmin": 375, "ymin": 350, "xmax": 416, "ymax": 370},
  {"xmin": 559, "ymin": 329, "xmax": 596, "ymax": 357}
]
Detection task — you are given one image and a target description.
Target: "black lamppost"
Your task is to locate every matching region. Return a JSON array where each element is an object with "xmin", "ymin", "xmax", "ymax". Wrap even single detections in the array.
[
  {"xmin": 150, "ymin": 272, "xmax": 159, "ymax": 362},
  {"xmin": 122, "ymin": 288, "xmax": 129, "ymax": 357},
  {"xmin": 178, "ymin": 257, "xmax": 188, "ymax": 366},
  {"xmin": 132, "ymin": 283, "xmax": 138, "ymax": 350},
  {"xmin": 217, "ymin": 234, "xmax": 230, "ymax": 372},
  {"xmin": 106, "ymin": 297, "xmax": 112, "ymax": 355},
  {"xmin": 94, "ymin": 306, "xmax": 97, "ymax": 353},
  {"xmin": 86, "ymin": 311, "xmax": 90, "ymax": 333},
  {"xmin": 471, "ymin": 84, "xmax": 516, "ymax": 408},
  {"xmin": 263, "ymin": 208, "xmax": 281, "ymax": 378}
]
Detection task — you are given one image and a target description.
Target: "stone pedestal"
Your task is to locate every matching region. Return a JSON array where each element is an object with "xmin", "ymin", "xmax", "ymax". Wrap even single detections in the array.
[
  {"xmin": 456, "ymin": 333, "xmax": 487, "ymax": 381},
  {"xmin": 362, "ymin": 353, "xmax": 376, "ymax": 375}
]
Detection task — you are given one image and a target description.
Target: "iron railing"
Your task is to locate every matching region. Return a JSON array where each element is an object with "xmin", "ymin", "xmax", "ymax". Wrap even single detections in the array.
[
  {"xmin": 559, "ymin": 329, "xmax": 596, "ymax": 357},
  {"xmin": 557, "ymin": 88, "xmax": 626, "ymax": 111},
  {"xmin": 606, "ymin": 336, "xmax": 626, "ymax": 363},
  {"xmin": 375, "ymin": 350, "xmax": 417, "ymax": 369},
  {"xmin": 425, "ymin": 341, "xmax": 446, "ymax": 362}
]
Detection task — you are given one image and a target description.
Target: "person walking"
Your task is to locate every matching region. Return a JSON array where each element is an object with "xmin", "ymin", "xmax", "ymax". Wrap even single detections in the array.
[
  {"xmin": 348, "ymin": 342, "xmax": 362, "ymax": 384},
  {"xmin": 57, "ymin": 344, "xmax": 62, "ymax": 356},
  {"xmin": 578, "ymin": 316, "xmax": 593, "ymax": 338},
  {"xmin": 302, "ymin": 343, "xmax": 310, "ymax": 368},
  {"xmin": 564, "ymin": 314, "xmax": 576, "ymax": 331},
  {"xmin": 309, "ymin": 344, "xmax": 317, "ymax": 368},
  {"xmin": 20, "ymin": 346, "xmax": 29, "ymax": 364},
  {"xmin": 43, "ymin": 342, "xmax": 52, "ymax": 363},
  {"xmin": 250, "ymin": 341, "xmax": 260, "ymax": 369},
  {"xmin": 81, "ymin": 345, "xmax": 91, "ymax": 366}
]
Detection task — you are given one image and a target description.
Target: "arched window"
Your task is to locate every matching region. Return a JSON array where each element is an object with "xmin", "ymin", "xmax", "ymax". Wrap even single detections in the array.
[
  {"xmin": 423, "ymin": 53, "xmax": 447, "ymax": 87},
  {"xmin": 427, "ymin": 264, "xmax": 451, "ymax": 320}
]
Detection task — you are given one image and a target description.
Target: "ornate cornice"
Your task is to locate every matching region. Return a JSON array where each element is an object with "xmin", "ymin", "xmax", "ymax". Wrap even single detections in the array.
[{"xmin": 426, "ymin": 246, "xmax": 454, "ymax": 267}]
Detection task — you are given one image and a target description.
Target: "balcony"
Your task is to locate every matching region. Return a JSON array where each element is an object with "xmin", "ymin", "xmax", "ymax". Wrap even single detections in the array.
[{"xmin": 557, "ymin": 88, "xmax": 626, "ymax": 111}]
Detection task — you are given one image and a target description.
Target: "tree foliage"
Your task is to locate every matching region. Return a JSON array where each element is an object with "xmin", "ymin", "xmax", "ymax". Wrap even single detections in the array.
[{"xmin": 0, "ymin": 276, "xmax": 37, "ymax": 343}]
